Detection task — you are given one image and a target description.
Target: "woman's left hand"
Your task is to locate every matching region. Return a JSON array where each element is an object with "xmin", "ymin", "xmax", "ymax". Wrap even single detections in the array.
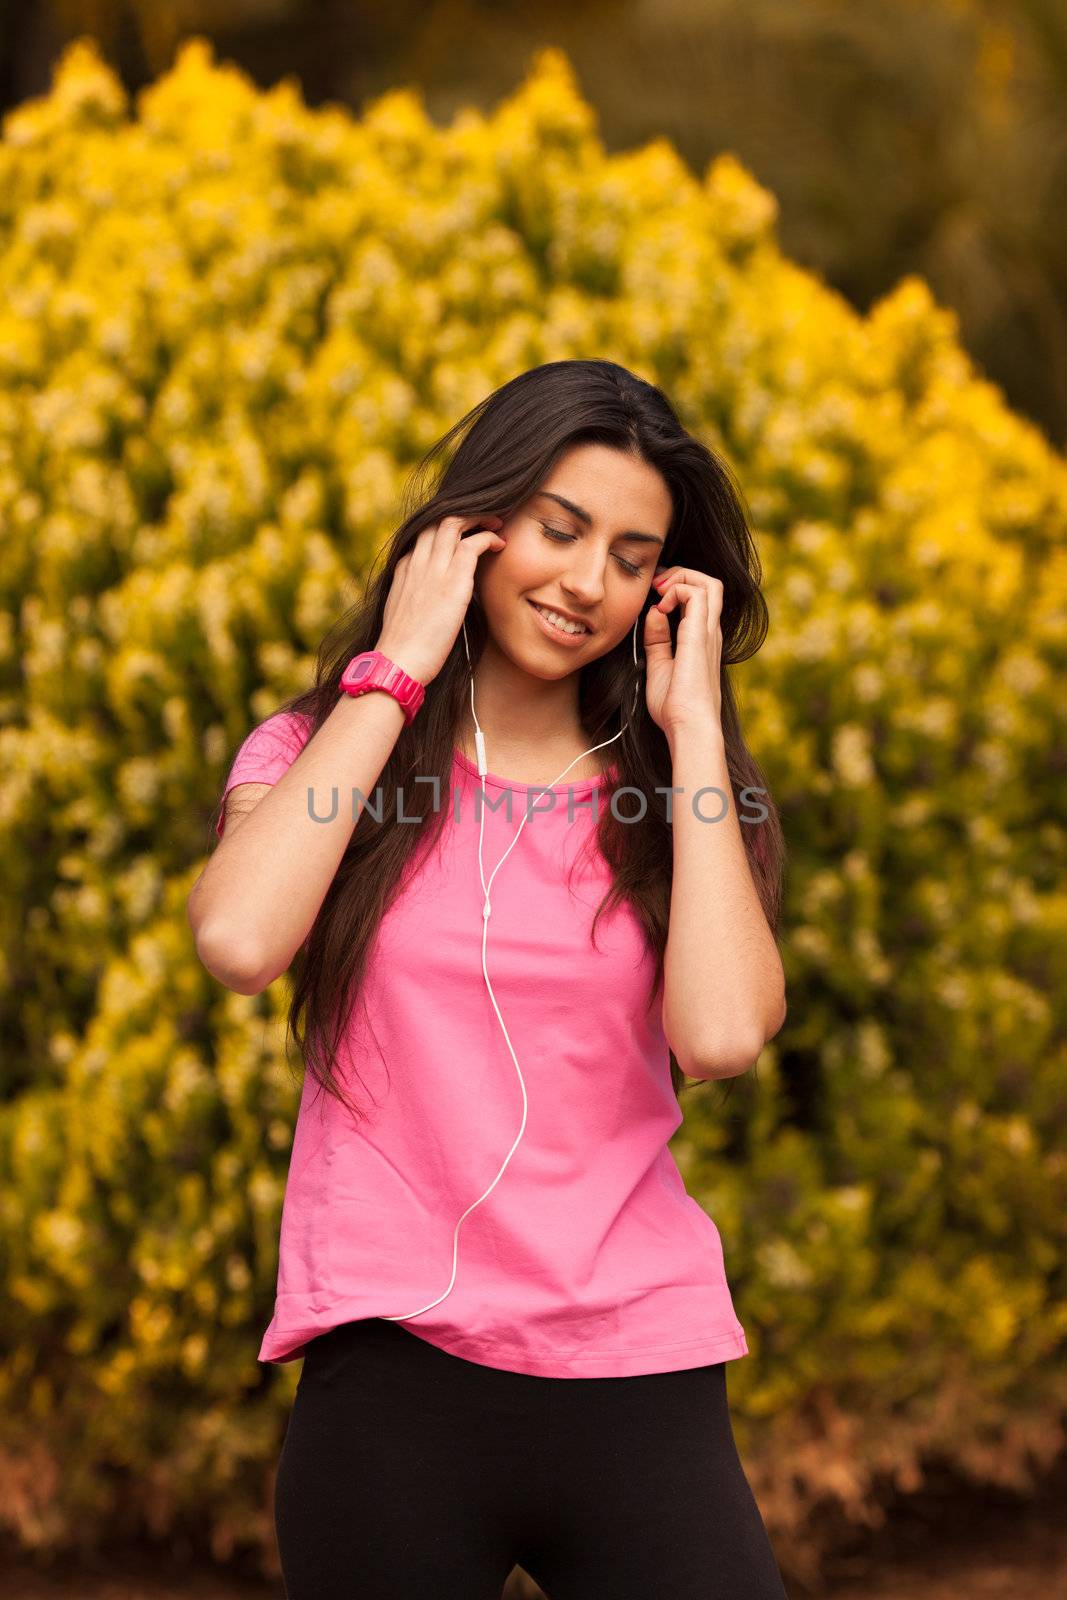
[{"xmin": 643, "ymin": 566, "xmax": 724, "ymax": 739}]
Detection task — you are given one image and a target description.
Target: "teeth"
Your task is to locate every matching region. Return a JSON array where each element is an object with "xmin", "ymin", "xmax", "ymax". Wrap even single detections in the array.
[{"xmin": 532, "ymin": 602, "xmax": 589, "ymax": 635}]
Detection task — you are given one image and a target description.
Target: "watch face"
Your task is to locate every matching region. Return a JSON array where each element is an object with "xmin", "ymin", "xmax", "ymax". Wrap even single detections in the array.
[{"xmin": 347, "ymin": 656, "xmax": 372, "ymax": 684}]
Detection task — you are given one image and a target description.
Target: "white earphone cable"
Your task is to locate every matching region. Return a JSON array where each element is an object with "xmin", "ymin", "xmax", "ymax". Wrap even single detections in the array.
[{"xmin": 381, "ymin": 610, "xmax": 643, "ymax": 1322}]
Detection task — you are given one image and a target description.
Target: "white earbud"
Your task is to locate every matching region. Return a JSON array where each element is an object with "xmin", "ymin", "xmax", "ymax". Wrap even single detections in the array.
[{"xmin": 380, "ymin": 609, "xmax": 645, "ymax": 1323}]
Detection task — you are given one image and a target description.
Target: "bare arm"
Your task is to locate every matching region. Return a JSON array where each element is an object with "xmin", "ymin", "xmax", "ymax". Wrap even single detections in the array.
[
  {"xmin": 187, "ymin": 688, "xmax": 407, "ymax": 994},
  {"xmin": 661, "ymin": 722, "xmax": 787, "ymax": 1079},
  {"xmin": 190, "ymin": 514, "xmax": 507, "ymax": 994}
]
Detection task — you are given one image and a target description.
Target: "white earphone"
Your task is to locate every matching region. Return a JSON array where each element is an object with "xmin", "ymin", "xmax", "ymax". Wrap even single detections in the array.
[{"xmin": 380, "ymin": 609, "xmax": 644, "ymax": 1322}]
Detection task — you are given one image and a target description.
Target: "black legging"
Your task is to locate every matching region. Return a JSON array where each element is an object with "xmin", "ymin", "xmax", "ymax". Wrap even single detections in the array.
[{"xmin": 273, "ymin": 1316, "xmax": 789, "ymax": 1599}]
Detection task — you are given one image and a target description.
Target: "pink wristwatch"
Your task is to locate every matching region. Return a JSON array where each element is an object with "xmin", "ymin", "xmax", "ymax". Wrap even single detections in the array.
[{"xmin": 339, "ymin": 649, "xmax": 425, "ymax": 725}]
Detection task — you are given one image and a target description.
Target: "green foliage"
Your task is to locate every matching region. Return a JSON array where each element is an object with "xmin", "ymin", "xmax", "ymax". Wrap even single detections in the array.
[{"xmin": 0, "ymin": 33, "xmax": 1064, "ymax": 1579}]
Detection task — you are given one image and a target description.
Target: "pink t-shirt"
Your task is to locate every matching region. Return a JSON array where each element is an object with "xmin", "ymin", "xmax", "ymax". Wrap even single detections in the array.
[{"xmin": 216, "ymin": 708, "xmax": 749, "ymax": 1378}]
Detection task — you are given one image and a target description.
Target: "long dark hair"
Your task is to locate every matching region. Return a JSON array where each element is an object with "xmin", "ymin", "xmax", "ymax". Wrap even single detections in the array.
[{"xmin": 218, "ymin": 359, "xmax": 785, "ymax": 1123}]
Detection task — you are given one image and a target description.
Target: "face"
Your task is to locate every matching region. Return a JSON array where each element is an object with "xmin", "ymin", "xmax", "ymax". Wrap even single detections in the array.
[{"xmin": 473, "ymin": 443, "xmax": 672, "ymax": 671}]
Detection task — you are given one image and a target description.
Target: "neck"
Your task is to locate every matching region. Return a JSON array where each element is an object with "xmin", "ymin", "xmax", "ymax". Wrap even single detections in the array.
[{"xmin": 460, "ymin": 632, "xmax": 586, "ymax": 751}]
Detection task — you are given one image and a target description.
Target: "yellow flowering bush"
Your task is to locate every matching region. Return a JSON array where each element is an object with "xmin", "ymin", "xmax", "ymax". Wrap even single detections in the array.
[{"xmin": 1, "ymin": 33, "xmax": 1064, "ymax": 1580}]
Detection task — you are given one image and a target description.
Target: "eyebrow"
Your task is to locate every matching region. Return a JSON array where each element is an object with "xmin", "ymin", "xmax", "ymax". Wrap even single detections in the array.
[{"xmin": 535, "ymin": 491, "xmax": 666, "ymax": 547}]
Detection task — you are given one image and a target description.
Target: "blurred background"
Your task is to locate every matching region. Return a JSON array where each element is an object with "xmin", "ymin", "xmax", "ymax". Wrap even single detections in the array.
[
  {"xmin": 1, "ymin": 3, "xmax": 1065, "ymax": 1598},
  {"xmin": 3, "ymin": 0, "xmax": 1067, "ymax": 447}
]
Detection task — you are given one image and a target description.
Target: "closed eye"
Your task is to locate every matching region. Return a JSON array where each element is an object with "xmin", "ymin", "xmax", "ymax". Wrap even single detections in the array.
[{"xmin": 539, "ymin": 524, "xmax": 644, "ymax": 578}]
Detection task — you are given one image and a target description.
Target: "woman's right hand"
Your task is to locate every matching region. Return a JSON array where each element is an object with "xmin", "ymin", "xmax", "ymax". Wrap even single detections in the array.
[{"xmin": 375, "ymin": 514, "xmax": 506, "ymax": 685}]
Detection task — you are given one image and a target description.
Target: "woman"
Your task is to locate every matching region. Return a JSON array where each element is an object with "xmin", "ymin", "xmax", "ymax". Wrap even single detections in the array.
[{"xmin": 189, "ymin": 359, "xmax": 790, "ymax": 1599}]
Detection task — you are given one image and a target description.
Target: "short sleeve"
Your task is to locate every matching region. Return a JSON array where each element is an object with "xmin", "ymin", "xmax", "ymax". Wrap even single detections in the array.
[{"xmin": 215, "ymin": 710, "xmax": 314, "ymax": 838}]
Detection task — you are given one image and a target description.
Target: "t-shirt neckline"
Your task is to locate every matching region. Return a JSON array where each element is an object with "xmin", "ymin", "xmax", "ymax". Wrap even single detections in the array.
[{"xmin": 451, "ymin": 746, "xmax": 617, "ymax": 794}]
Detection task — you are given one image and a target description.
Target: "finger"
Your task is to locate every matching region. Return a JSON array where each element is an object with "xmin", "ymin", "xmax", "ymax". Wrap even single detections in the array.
[
  {"xmin": 446, "ymin": 513, "xmax": 504, "ymax": 538},
  {"xmin": 405, "ymin": 522, "xmax": 440, "ymax": 566},
  {"xmin": 431, "ymin": 514, "xmax": 504, "ymax": 567},
  {"xmin": 654, "ymin": 580, "xmax": 705, "ymax": 614},
  {"xmin": 461, "ymin": 520, "xmax": 506, "ymax": 546},
  {"xmin": 652, "ymin": 566, "xmax": 690, "ymax": 590},
  {"xmin": 643, "ymin": 605, "xmax": 673, "ymax": 650},
  {"xmin": 454, "ymin": 528, "xmax": 507, "ymax": 563},
  {"xmin": 653, "ymin": 567, "xmax": 718, "ymax": 596}
]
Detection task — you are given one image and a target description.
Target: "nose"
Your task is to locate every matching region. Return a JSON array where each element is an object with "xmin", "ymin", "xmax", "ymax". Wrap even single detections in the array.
[{"xmin": 558, "ymin": 549, "xmax": 608, "ymax": 607}]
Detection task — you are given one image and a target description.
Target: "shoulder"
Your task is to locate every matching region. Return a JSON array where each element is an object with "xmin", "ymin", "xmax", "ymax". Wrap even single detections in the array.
[
  {"xmin": 215, "ymin": 709, "xmax": 315, "ymax": 838},
  {"xmin": 232, "ymin": 709, "xmax": 314, "ymax": 770}
]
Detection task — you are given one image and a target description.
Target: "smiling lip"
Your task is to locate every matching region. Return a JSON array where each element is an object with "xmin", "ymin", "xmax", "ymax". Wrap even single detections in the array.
[{"xmin": 527, "ymin": 599, "xmax": 595, "ymax": 642}]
